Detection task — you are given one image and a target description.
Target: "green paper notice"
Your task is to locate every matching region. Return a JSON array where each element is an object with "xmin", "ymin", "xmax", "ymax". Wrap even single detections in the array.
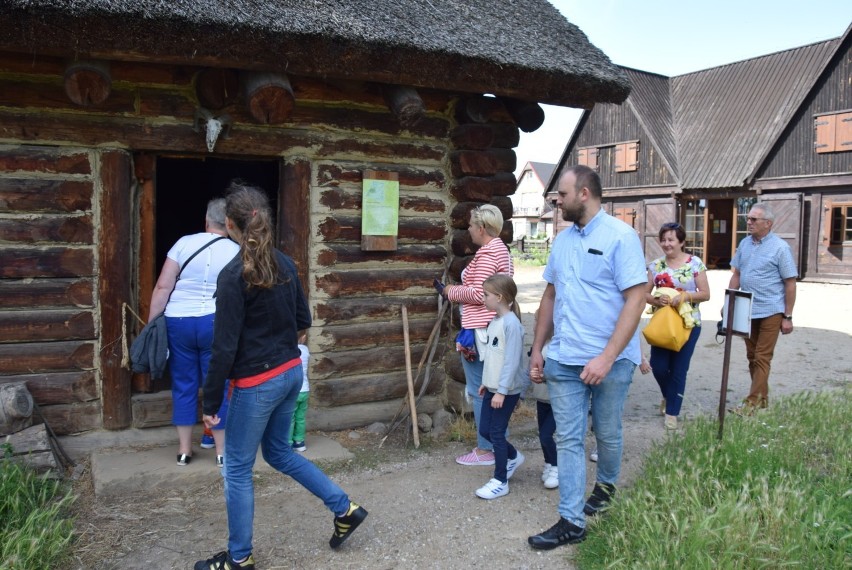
[{"xmin": 362, "ymin": 178, "xmax": 399, "ymax": 236}]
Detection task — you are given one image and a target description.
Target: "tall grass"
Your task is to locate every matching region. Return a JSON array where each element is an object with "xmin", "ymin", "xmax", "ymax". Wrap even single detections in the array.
[
  {"xmin": 0, "ymin": 447, "xmax": 76, "ymax": 569},
  {"xmin": 576, "ymin": 389, "xmax": 851, "ymax": 569}
]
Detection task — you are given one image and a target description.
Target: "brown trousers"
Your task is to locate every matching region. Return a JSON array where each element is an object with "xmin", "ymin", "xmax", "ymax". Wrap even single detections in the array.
[{"xmin": 742, "ymin": 313, "xmax": 784, "ymax": 407}]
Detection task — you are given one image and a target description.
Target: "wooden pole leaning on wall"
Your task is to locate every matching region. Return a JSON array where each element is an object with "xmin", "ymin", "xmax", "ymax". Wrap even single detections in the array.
[
  {"xmin": 64, "ymin": 60, "xmax": 111, "ymax": 107},
  {"xmin": 401, "ymin": 305, "xmax": 420, "ymax": 448},
  {"xmin": 242, "ymin": 71, "xmax": 295, "ymax": 124}
]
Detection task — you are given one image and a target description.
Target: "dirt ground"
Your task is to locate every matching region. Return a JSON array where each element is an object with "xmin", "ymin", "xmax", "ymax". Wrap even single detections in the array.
[{"xmin": 69, "ymin": 266, "xmax": 852, "ymax": 570}]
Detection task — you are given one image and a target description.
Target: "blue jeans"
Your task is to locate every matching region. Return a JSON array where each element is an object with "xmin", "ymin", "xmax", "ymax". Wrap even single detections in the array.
[
  {"xmin": 224, "ymin": 366, "xmax": 349, "ymax": 560},
  {"xmin": 650, "ymin": 325, "xmax": 701, "ymax": 416},
  {"xmin": 545, "ymin": 357, "xmax": 635, "ymax": 528},
  {"xmin": 461, "ymin": 355, "xmax": 492, "ymax": 451},
  {"xmin": 166, "ymin": 315, "xmax": 228, "ymax": 426},
  {"xmin": 536, "ymin": 401, "xmax": 557, "ymax": 466},
  {"xmin": 479, "ymin": 391, "xmax": 520, "ymax": 482}
]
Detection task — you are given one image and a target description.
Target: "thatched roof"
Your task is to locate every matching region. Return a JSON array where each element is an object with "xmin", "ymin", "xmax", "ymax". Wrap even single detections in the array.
[{"xmin": 0, "ymin": 0, "xmax": 630, "ymax": 108}]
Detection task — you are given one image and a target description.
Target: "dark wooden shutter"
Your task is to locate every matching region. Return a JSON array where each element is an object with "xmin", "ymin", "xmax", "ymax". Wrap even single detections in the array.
[
  {"xmin": 626, "ymin": 141, "xmax": 639, "ymax": 171},
  {"xmin": 836, "ymin": 112, "xmax": 852, "ymax": 151},
  {"xmin": 758, "ymin": 193, "xmax": 803, "ymax": 270},
  {"xmin": 614, "ymin": 143, "xmax": 626, "ymax": 172},
  {"xmin": 814, "ymin": 115, "xmax": 836, "ymax": 153}
]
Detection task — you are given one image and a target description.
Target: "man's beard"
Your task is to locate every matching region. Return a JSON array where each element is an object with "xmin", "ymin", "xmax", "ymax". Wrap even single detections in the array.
[{"xmin": 561, "ymin": 202, "xmax": 584, "ymax": 223}]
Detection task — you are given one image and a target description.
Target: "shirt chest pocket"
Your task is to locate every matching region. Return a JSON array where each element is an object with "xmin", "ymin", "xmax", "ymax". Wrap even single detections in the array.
[{"xmin": 579, "ymin": 252, "xmax": 611, "ymax": 284}]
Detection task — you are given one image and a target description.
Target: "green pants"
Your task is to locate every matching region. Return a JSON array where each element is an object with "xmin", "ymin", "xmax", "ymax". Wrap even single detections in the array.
[{"xmin": 290, "ymin": 391, "xmax": 310, "ymax": 443}]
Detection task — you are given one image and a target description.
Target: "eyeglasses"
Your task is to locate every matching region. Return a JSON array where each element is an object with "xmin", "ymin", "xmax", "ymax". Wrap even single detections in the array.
[{"xmin": 746, "ymin": 216, "xmax": 764, "ymax": 222}]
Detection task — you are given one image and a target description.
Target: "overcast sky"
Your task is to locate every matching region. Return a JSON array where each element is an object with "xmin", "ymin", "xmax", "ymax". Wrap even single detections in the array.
[{"xmin": 514, "ymin": 1, "xmax": 852, "ymax": 175}]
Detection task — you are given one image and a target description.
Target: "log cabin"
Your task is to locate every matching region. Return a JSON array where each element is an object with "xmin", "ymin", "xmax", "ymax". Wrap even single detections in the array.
[
  {"xmin": 0, "ymin": 0, "xmax": 630, "ymax": 435},
  {"xmin": 548, "ymin": 22, "xmax": 852, "ymax": 282}
]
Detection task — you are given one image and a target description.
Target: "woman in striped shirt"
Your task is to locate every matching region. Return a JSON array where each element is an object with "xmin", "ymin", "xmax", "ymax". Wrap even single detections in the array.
[{"xmin": 444, "ymin": 204, "xmax": 514, "ymax": 466}]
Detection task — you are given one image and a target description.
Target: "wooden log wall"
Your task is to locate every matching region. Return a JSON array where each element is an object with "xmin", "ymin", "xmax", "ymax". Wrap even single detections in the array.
[
  {"xmin": 0, "ymin": 145, "xmax": 102, "ymax": 435},
  {"xmin": 0, "ymin": 50, "xmax": 526, "ymax": 432}
]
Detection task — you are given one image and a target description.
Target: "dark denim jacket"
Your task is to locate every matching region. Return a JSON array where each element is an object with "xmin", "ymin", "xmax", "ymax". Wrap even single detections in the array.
[{"xmin": 203, "ymin": 250, "xmax": 311, "ymax": 415}]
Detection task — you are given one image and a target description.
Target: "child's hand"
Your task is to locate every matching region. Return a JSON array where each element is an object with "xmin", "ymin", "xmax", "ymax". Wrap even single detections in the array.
[
  {"xmin": 478, "ymin": 385, "xmax": 486, "ymax": 397},
  {"xmin": 640, "ymin": 357, "xmax": 652, "ymax": 375},
  {"xmin": 491, "ymin": 393, "xmax": 505, "ymax": 408}
]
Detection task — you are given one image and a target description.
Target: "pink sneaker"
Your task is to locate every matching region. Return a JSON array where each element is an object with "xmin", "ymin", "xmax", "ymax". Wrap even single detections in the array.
[{"xmin": 456, "ymin": 448, "xmax": 496, "ymax": 466}]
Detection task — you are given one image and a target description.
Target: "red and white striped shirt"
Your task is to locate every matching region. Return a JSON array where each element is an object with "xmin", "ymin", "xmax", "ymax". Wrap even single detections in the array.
[{"xmin": 446, "ymin": 238, "xmax": 514, "ymax": 329}]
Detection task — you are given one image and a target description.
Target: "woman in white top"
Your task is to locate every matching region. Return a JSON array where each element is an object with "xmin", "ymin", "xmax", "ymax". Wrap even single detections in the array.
[{"xmin": 148, "ymin": 198, "xmax": 239, "ymax": 466}]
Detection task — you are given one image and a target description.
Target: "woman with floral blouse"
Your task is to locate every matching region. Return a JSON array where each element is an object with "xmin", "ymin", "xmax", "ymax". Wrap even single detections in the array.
[{"xmin": 644, "ymin": 223, "xmax": 711, "ymax": 430}]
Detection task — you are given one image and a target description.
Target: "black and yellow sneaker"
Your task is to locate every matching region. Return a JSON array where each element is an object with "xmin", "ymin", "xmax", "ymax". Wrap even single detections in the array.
[
  {"xmin": 329, "ymin": 502, "xmax": 368, "ymax": 548},
  {"xmin": 194, "ymin": 550, "xmax": 255, "ymax": 570}
]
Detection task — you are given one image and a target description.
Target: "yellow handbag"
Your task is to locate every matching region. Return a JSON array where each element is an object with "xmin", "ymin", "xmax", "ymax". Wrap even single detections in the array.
[{"xmin": 642, "ymin": 305, "xmax": 689, "ymax": 351}]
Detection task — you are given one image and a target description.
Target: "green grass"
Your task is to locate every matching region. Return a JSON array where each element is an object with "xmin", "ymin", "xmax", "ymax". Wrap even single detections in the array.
[
  {"xmin": 0, "ymin": 447, "xmax": 76, "ymax": 570},
  {"xmin": 576, "ymin": 389, "xmax": 852, "ymax": 569}
]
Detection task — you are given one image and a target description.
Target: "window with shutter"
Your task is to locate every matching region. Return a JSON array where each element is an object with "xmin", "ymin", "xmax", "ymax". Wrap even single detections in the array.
[
  {"xmin": 614, "ymin": 141, "xmax": 638, "ymax": 172},
  {"xmin": 814, "ymin": 111, "xmax": 852, "ymax": 154},
  {"xmin": 578, "ymin": 148, "xmax": 588, "ymax": 166}
]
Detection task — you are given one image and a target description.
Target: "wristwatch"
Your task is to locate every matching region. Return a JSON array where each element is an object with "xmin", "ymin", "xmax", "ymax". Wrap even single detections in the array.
[{"xmin": 783, "ymin": 314, "xmax": 793, "ymax": 321}]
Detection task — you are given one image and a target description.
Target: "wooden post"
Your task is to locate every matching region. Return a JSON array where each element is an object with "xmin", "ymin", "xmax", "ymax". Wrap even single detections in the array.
[
  {"xmin": 242, "ymin": 71, "xmax": 295, "ymax": 124},
  {"xmin": 64, "ymin": 60, "xmax": 111, "ymax": 107},
  {"xmin": 401, "ymin": 305, "xmax": 420, "ymax": 448},
  {"xmin": 717, "ymin": 289, "xmax": 738, "ymax": 440},
  {"xmin": 99, "ymin": 151, "xmax": 133, "ymax": 429}
]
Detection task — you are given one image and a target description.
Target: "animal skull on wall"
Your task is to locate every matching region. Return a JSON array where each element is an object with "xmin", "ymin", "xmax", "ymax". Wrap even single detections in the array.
[{"xmin": 193, "ymin": 107, "xmax": 232, "ymax": 152}]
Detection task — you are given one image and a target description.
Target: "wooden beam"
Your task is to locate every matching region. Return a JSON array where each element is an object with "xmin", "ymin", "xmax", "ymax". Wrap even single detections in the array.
[
  {"xmin": 449, "ymin": 149, "xmax": 516, "ymax": 177},
  {"xmin": 195, "ymin": 68, "xmax": 239, "ymax": 110},
  {"xmin": 0, "ymin": 179, "xmax": 93, "ymax": 213},
  {"xmin": 0, "ymin": 341, "xmax": 94, "ymax": 374},
  {"xmin": 63, "ymin": 60, "xmax": 111, "ymax": 107},
  {"xmin": 280, "ymin": 159, "xmax": 311, "ymax": 294},
  {"xmin": 382, "ymin": 84, "xmax": 426, "ymax": 128},
  {"xmin": 498, "ymin": 97, "xmax": 545, "ymax": 133},
  {"xmin": 0, "ymin": 278, "xmax": 93, "ymax": 309},
  {"xmin": 98, "ymin": 150, "xmax": 132, "ymax": 430},
  {"xmin": 243, "ymin": 71, "xmax": 295, "ymax": 124}
]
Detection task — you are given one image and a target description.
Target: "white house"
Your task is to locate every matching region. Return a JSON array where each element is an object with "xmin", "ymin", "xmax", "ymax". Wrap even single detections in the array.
[{"xmin": 512, "ymin": 161, "xmax": 555, "ymax": 238}]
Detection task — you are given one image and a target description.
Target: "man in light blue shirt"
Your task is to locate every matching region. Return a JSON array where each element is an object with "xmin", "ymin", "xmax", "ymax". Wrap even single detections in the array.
[
  {"xmin": 527, "ymin": 165, "xmax": 647, "ymax": 550},
  {"xmin": 729, "ymin": 204, "xmax": 797, "ymax": 414}
]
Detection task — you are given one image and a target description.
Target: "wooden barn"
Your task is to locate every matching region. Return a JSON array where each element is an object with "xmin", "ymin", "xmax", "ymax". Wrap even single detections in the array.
[
  {"xmin": 0, "ymin": 0, "xmax": 629, "ymax": 436},
  {"xmin": 549, "ymin": 22, "xmax": 852, "ymax": 282}
]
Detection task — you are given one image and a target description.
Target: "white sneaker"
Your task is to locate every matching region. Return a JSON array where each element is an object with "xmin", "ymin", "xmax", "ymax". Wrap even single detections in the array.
[
  {"xmin": 475, "ymin": 478, "xmax": 509, "ymax": 500},
  {"xmin": 543, "ymin": 465, "xmax": 559, "ymax": 489},
  {"xmin": 541, "ymin": 462, "xmax": 552, "ymax": 483},
  {"xmin": 506, "ymin": 451, "xmax": 525, "ymax": 479},
  {"xmin": 590, "ymin": 448, "xmax": 598, "ymax": 462}
]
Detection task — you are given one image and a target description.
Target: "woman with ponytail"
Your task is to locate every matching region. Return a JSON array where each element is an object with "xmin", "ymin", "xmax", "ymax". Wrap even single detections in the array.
[{"xmin": 195, "ymin": 181, "xmax": 367, "ymax": 570}]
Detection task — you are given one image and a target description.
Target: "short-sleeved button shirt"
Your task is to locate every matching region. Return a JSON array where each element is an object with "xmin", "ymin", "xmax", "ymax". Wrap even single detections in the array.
[
  {"xmin": 730, "ymin": 232, "xmax": 797, "ymax": 318},
  {"xmin": 543, "ymin": 208, "xmax": 648, "ymax": 366}
]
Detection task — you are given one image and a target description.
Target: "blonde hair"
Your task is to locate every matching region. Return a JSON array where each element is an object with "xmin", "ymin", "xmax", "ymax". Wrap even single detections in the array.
[
  {"xmin": 482, "ymin": 273, "xmax": 520, "ymax": 319},
  {"xmin": 469, "ymin": 204, "xmax": 504, "ymax": 237}
]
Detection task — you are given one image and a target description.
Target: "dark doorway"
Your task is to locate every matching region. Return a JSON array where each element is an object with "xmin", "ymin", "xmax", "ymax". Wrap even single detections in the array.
[{"xmin": 154, "ymin": 157, "xmax": 279, "ymax": 274}]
